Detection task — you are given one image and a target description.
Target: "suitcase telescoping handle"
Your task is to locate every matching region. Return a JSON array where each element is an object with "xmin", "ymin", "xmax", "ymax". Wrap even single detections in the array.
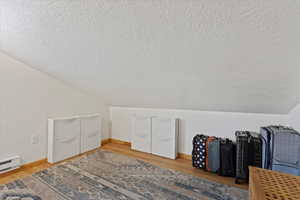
[{"xmin": 235, "ymin": 131, "xmax": 252, "ymax": 143}]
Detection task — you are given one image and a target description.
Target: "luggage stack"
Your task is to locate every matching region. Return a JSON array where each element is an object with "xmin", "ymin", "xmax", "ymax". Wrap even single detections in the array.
[
  {"xmin": 192, "ymin": 135, "xmax": 236, "ymax": 177},
  {"xmin": 192, "ymin": 125, "xmax": 300, "ymax": 185}
]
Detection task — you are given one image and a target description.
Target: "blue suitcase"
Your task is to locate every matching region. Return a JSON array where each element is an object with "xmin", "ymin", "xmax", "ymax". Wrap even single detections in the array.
[
  {"xmin": 207, "ymin": 138, "xmax": 220, "ymax": 173},
  {"xmin": 261, "ymin": 126, "xmax": 300, "ymax": 176}
]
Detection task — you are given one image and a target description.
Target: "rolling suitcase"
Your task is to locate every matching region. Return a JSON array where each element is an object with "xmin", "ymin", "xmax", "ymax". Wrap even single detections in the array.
[
  {"xmin": 192, "ymin": 134, "xmax": 208, "ymax": 169},
  {"xmin": 219, "ymin": 139, "xmax": 236, "ymax": 177},
  {"xmin": 207, "ymin": 138, "xmax": 220, "ymax": 173},
  {"xmin": 235, "ymin": 131, "xmax": 262, "ymax": 184},
  {"xmin": 261, "ymin": 126, "xmax": 300, "ymax": 176},
  {"xmin": 205, "ymin": 136, "xmax": 216, "ymax": 171}
]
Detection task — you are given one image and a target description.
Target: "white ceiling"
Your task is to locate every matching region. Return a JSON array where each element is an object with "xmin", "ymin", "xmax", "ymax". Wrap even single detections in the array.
[{"xmin": 1, "ymin": 0, "xmax": 300, "ymax": 114}]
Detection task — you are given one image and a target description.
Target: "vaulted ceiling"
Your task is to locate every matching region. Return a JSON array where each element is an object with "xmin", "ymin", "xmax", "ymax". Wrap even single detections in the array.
[{"xmin": 1, "ymin": 0, "xmax": 300, "ymax": 114}]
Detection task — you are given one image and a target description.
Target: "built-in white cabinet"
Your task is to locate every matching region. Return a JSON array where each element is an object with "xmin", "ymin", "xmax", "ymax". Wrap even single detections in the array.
[
  {"xmin": 131, "ymin": 116, "xmax": 179, "ymax": 159},
  {"xmin": 48, "ymin": 115, "xmax": 101, "ymax": 163}
]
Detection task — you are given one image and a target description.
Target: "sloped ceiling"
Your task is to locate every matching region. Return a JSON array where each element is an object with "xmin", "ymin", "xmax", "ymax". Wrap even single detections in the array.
[{"xmin": 1, "ymin": 0, "xmax": 300, "ymax": 114}]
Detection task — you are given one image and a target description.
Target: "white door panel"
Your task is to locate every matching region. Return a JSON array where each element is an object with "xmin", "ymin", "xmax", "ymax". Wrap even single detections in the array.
[
  {"xmin": 131, "ymin": 116, "xmax": 152, "ymax": 153},
  {"xmin": 151, "ymin": 118, "xmax": 177, "ymax": 159},
  {"xmin": 81, "ymin": 115, "xmax": 102, "ymax": 153},
  {"xmin": 52, "ymin": 118, "xmax": 81, "ymax": 163}
]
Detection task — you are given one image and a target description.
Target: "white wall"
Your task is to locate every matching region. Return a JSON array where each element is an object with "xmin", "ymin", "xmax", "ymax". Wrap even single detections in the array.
[
  {"xmin": 0, "ymin": 52, "xmax": 109, "ymax": 164},
  {"xmin": 288, "ymin": 103, "xmax": 300, "ymax": 132},
  {"xmin": 111, "ymin": 107, "xmax": 288, "ymax": 155}
]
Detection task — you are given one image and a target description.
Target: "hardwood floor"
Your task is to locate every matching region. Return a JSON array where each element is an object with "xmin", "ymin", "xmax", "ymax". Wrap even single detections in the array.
[
  {"xmin": 0, "ymin": 159, "xmax": 51, "ymax": 185},
  {"xmin": 101, "ymin": 143, "xmax": 248, "ymax": 190},
  {"xmin": 0, "ymin": 142, "xmax": 248, "ymax": 190},
  {"xmin": 0, "ymin": 148, "xmax": 101, "ymax": 185}
]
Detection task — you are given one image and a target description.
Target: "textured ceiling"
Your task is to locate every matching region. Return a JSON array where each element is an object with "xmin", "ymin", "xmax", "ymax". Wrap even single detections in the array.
[{"xmin": 1, "ymin": 0, "xmax": 300, "ymax": 114}]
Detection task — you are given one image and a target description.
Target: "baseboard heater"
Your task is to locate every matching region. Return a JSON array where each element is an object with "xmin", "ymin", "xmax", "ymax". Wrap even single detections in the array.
[{"xmin": 0, "ymin": 156, "xmax": 21, "ymax": 174}]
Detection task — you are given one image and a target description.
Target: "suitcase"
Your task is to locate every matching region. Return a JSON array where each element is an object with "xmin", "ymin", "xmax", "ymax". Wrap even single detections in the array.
[
  {"xmin": 192, "ymin": 134, "xmax": 208, "ymax": 169},
  {"xmin": 235, "ymin": 131, "xmax": 262, "ymax": 184},
  {"xmin": 207, "ymin": 138, "xmax": 220, "ymax": 173},
  {"xmin": 205, "ymin": 136, "xmax": 216, "ymax": 171},
  {"xmin": 261, "ymin": 126, "xmax": 300, "ymax": 176},
  {"xmin": 219, "ymin": 139, "xmax": 236, "ymax": 177}
]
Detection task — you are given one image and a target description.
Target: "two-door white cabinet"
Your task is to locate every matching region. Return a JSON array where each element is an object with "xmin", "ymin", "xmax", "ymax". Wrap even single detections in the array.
[
  {"xmin": 131, "ymin": 116, "xmax": 179, "ymax": 159},
  {"xmin": 48, "ymin": 115, "xmax": 102, "ymax": 163}
]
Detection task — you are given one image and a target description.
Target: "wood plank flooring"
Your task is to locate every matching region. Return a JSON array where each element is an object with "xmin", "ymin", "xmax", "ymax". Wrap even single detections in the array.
[
  {"xmin": 0, "ymin": 142, "xmax": 248, "ymax": 190},
  {"xmin": 101, "ymin": 143, "xmax": 248, "ymax": 190},
  {"xmin": 0, "ymin": 160, "xmax": 51, "ymax": 185}
]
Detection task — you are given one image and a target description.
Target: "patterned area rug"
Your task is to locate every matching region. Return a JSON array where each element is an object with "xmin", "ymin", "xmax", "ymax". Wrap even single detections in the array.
[{"xmin": 0, "ymin": 150, "xmax": 248, "ymax": 200}]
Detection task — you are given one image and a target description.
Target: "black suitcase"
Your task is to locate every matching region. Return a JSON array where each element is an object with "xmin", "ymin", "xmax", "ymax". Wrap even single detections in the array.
[
  {"xmin": 192, "ymin": 134, "xmax": 208, "ymax": 169},
  {"xmin": 235, "ymin": 131, "xmax": 262, "ymax": 184},
  {"xmin": 219, "ymin": 139, "xmax": 236, "ymax": 177}
]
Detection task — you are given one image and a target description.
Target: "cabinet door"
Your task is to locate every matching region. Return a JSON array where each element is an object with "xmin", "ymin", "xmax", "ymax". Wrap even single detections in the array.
[
  {"xmin": 52, "ymin": 118, "xmax": 81, "ymax": 163},
  {"xmin": 80, "ymin": 115, "xmax": 102, "ymax": 153},
  {"xmin": 131, "ymin": 116, "xmax": 152, "ymax": 153},
  {"xmin": 151, "ymin": 118, "xmax": 177, "ymax": 159}
]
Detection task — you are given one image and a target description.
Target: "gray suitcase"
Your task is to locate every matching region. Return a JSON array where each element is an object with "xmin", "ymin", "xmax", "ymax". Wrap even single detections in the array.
[
  {"xmin": 261, "ymin": 126, "xmax": 300, "ymax": 176},
  {"xmin": 207, "ymin": 139, "xmax": 220, "ymax": 173}
]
